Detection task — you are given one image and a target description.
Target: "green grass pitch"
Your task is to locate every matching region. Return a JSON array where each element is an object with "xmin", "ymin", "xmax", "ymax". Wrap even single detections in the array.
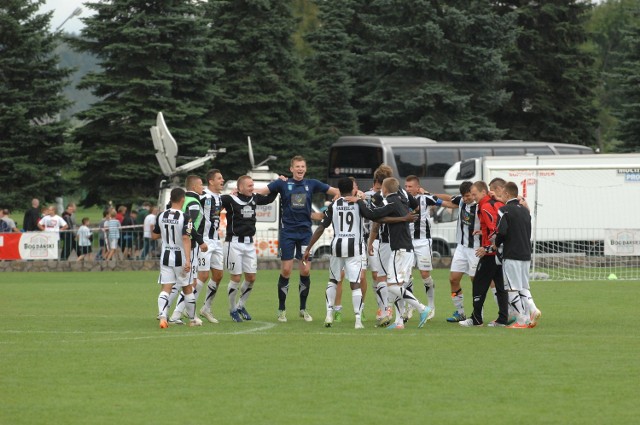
[{"xmin": 1, "ymin": 269, "xmax": 638, "ymax": 424}]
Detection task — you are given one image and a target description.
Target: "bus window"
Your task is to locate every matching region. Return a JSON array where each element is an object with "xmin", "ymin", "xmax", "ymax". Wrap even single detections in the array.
[
  {"xmin": 426, "ymin": 148, "xmax": 458, "ymax": 177},
  {"xmin": 461, "ymin": 148, "xmax": 492, "ymax": 160},
  {"xmin": 555, "ymin": 146, "xmax": 584, "ymax": 155},
  {"xmin": 526, "ymin": 147, "xmax": 553, "ymax": 155},
  {"xmin": 493, "ymin": 147, "xmax": 525, "ymax": 156},
  {"xmin": 393, "ymin": 148, "xmax": 426, "ymax": 177},
  {"xmin": 328, "ymin": 146, "xmax": 383, "ymax": 178}
]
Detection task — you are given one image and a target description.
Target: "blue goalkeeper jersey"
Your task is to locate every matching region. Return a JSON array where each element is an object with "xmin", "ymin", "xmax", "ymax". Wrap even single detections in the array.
[{"xmin": 267, "ymin": 178, "xmax": 329, "ymax": 233}]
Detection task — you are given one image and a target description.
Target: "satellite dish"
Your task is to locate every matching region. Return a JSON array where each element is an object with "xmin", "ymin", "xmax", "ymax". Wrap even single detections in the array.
[{"xmin": 156, "ymin": 112, "xmax": 178, "ymax": 170}]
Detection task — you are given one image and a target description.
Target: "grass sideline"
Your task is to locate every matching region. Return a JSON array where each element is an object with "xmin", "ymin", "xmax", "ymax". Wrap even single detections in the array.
[{"xmin": 1, "ymin": 269, "xmax": 638, "ymax": 424}]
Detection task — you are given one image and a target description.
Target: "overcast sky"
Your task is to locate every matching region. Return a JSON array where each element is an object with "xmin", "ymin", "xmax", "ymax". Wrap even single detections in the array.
[{"xmin": 41, "ymin": 0, "xmax": 91, "ymax": 34}]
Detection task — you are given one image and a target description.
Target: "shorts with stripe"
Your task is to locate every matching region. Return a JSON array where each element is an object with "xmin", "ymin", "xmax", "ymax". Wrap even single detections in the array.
[
  {"xmin": 225, "ymin": 240, "xmax": 257, "ymax": 275},
  {"xmin": 412, "ymin": 238, "xmax": 433, "ymax": 271},
  {"xmin": 157, "ymin": 265, "xmax": 191, "ymax": 287},
  {"xmin": 385, "ymin": 249, "xmax": 414, "ymax": 285},
  {"xmin": 368, "ymin": 239, "xmax": 381, "ymax": 272},
  {"xmin": 502, "ymin": 259, "xmax": 530, "ymax": 291},
  {"xmin": 376, "ymin": 242, "xmax": 392, "ymax": 277},
  {"xmin": 198, "ymin": 238, "xmax": 223, "ymax": 272},
  {"xmin": 329, "ymin": 255, "xmax": 364, "ymax": 284},
  {"xmin": 450, "ymin": 245, "xmax": 479, "ymax": 276}
]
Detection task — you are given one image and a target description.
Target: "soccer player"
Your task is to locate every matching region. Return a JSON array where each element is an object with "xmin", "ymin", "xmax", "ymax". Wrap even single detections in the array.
[
  {"xmin": 358, "ymin": 177, "xmax": 432, "ymax": 330},
  {"xmin": 169, "ymin": 175, "xmax": 208, "ymax": 325},
  {"xmin": 458, "ymin": 181, "xmax": 509, "ymax": 327},
  {"xmin": 495, "ymin": 182, "xmax": 541, "ymax": 328},
  {"xmin": 154, "ymin": 188, "xmax": 199, "ymax": 328},
  {"xmin": 221, "ymin": 175, "xmax": 278, "ymax": 322},
  {"xmin": 404, "ymin": 175, "xmax": 442, "ymax": 320},
  {"xmin": 435, "ymin": 181, "xmax": 481, "ymax": 323},
  {"xmin": 258, "ymin": 155, "xmax": 339, "ymax": 323},
  {"xmin": 197, "ymin": 169, "xmax": 226, "ymax": 324},
  {"xmin": 303, "ymin": 178, "xmax": 370, "ymax": 329}
]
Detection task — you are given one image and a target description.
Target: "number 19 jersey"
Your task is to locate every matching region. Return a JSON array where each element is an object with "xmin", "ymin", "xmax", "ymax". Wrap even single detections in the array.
[{"xmin": 320, "ymin": 197, "xmax": 364, "ymax": 257}]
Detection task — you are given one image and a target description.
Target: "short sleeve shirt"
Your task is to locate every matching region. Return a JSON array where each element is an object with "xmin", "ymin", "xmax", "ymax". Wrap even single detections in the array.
[{"xmin": 267, "ymin": 178, "xmax": 329, "ymax": 232}]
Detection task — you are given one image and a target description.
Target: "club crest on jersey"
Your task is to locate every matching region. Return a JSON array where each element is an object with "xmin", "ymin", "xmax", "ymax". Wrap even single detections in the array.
[
  {"xmin": 288, "ymin": 183, "xmax": 293, "ymax": 191},
  {"xmin": 241, "ymin": 205, "xmax": 254, "ymax": 218},
  {"xmin": 305, "ymin": 185, "xmax": 309, "ymax": 191}
]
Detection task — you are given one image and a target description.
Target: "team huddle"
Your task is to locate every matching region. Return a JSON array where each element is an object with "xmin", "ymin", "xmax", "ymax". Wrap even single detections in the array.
[{"xmin": 154, "ymin": 156, "xmax": 541, "ymax": 330}]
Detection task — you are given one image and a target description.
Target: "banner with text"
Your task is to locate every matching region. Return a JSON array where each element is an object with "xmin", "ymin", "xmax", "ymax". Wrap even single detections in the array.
[
  {"xmin": 604, "ymin": 229, "xmax": 640, "ymax": 256},
  {"xmin": 0, "ymin": 232, "xmax": 60, "ymax": 260}
]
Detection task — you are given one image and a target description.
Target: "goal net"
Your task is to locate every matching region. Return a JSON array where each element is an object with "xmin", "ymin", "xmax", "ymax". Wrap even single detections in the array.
[{"xmin": 486, "ymin": 162, "xmax": 640, "ymax": 281}]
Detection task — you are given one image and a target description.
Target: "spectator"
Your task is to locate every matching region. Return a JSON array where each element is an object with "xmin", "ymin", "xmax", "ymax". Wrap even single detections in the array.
[
  {"xmin": 76, "ymin": 217, "xmax": 93, "ymax": 261},
  {"xmin": 23, "ymin": 198, "xmax": 41, "ymax": 231},
  {"xmin": 1, "ymin": 209, "xmax": 19, "ymax": 232},
  {"xmin": 121, "ymin": 210, "xmax": 137, "ymax": 260},
  {"xmin": 141, "ymin": 206, "xmax": 158, "ymax": 260},
  {"xmin": 116, "ymin": 205, "xmax": 127, "ymax": 224},
  {"xmin": 38, "ymin": 205, "xmax": 68, "ymax": 233},
  {"xmin": 104, "ymin": 208, "xmax": 121, "ymax": 261},
  {"xmin": 61, "ymin": 203, "xmax": 77, "ymax": 260}
]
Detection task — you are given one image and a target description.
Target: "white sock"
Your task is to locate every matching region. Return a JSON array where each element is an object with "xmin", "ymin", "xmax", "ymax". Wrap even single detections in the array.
[
  {"xmin": 204, "ymin": 281, "xmax": 218, "ymax": 310},
  {"xmin": 158, "ymin": 291, "xmax": 170, "ymax": 318},
  {"xmin": 326, "ymin": 282, "xmax": 337, "ymax": 312},
  {"xmin": 167, "ymin": 284, "xmax": 180, "ymax": 309},
  {"xmin": 452, "ymin": 290, "xmax": 464, "ymax": 315},
  {"xmin": 171, "ymin": 292, "xmax": 185, "ymax": 320},
  {"xmin": 194, "ymin": 279, "xmax": 204, "ymax": 302},
  {"xmin": 491, "ymin": 286, "xmax": 498, "ymax": 306},
  {"xmin": 238, "ymin": 280, "xmax": 253, "ymax": 309},
  {"xmin": 376, "ymin": 281, "xmax": 389, "ymax": 309},
  {"xmin": 351, "ymin": 288, "xmax": 362, "ymax": 315},
  {"xmin": 227, "ymin": 281, "xmax": 239, "ymax": 312},
  {"xmin": 508, "ymin": 291, "xmax": 526, "ymax": 324},
  {"xmin": 184, "ymin": 292, "xmax": 196, "ymax": 320},
  {"xmin": 520, "ymin": 288, "xmax": 537, "ymax": 312},
  {"xmin": 423, "ymin": 276, "xmax": 435, "ymax": 309}
]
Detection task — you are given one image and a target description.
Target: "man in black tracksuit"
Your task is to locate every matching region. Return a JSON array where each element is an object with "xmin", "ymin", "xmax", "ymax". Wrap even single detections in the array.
[{"xmin": 357, "ymin": 177, "xmax": 432, "ymax": 329}]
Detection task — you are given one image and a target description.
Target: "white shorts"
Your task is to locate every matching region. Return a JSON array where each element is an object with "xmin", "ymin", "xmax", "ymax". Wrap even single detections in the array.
[
  {"xmin": 450, "ymin": 245, "xmax": 480, "ymax": 276},
  {"xmin": 502, "ymin": 259, "xmax": 531, "ymax": 291},
  {"xmin": 368, "ymin": 239, "xmax": 380, "ymax": 272},
  {"xmin": 329, "ymin": 256, "xmax": 364, "ymax": 284},
  {"xmin": 198, "ymin": 239, "xmax": 223, "ymax": 272},
  {"xmin": 412, "ymin": 239, "xmax": 433, "ymax": 271},
  {"xmin": 224, "ymin": 241, "xmax": 257, "ymax": 275},
  {"xmin": 385, "ymin": 249, "xmax": 414, "ymax": 285},
  {"xmin": 376, "ymin": 242, "xmax": 392, "ymax": 277},
  {"xmin": 108, "ymin": 238, "xmax": 119, "ymax": 250},
  {"xmin": 158, "ymin": 265, "xmax": 190, "ymax": 287}
]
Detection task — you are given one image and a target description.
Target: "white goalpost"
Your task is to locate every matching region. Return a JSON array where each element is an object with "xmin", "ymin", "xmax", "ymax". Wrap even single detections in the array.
[{"xmin": 486, "ymin": 161, "xmax": 640, "ymax": 281}]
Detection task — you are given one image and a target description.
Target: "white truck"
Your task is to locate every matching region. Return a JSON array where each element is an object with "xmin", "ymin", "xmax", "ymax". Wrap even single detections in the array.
[{"xmin": 430, "ymin": 153, "xmax": 640, "ymax": 256}]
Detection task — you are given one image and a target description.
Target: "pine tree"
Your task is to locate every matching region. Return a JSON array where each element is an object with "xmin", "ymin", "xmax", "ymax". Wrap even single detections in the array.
[
  {"xmin": 492, "ymin": 0, "xmax": 599, "ymax": 146},
  {"xmin": 203, "ymin": 0, "xmax": 314, "ymax": 178},
  {"xmin": 612, "ymin": 5, "xmax": 640, "ymax": 152},
  {"xmin": 353, "ymin": 0, "xmax": 513, "ymax": 140},
  {"xmin": 68, "ymin": 0, "xmax": 221, "ymax": 205},
  {"xmin": 304, "ymin": 0, "xmax": 359, "ymax": 177},
  {"xmin": 0, "ymin": 0, "xmax": 76, "ymax": 208}
]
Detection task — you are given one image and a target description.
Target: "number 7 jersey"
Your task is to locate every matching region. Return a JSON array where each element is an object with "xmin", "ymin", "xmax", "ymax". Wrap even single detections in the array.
[{"xmin": 320, "ymin": 197, "xmax": 365, "ymax": 257}]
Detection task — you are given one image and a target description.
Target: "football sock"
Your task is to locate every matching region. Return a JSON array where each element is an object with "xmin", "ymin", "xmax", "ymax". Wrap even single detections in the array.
[
  {"xmin": 203, "ymin": 281, "xmax": 218, "ymax": 310},
  {"xmin": 158, "ymin": 291, "xmax": 170, "ymax": 318},
  {"xmin": 238, "ymin": 280, "xmax": 253, "ymax": 308},
  {"xmin": 520, "ymin": 288, "xmax": 537, "ymax": 313},
  {"xmin": 277, "ymin": 275, "xmax": 289, "ymax": 310},
  {"xmin": 399, "ymin": 285, "xmax": 426, "ymax": 312},
  {"xmin": 351, "ymin": 288, "xmax": 363, "ymax": 315},
  {"xmin": 184, "ymin": 292, "xmax": 196, "ymax": 320},
  {"xmin": 167, "ymin": 284, "xmax": 180, "ymax": 309},
  {"xmin": 299, "ymin": 275, "xmax": 311, "ymax": 310},
  {"xmin": 193, "ymin": 279, "xmax": 204, "ymax": 301},
  {"xmin": 423, "ymin": 276, "xmax": 435, "ymax": 308},
  {"xmin": 491, "ymin": 286, "xmax": 498, "ymax": 306},
  {"xmin": 375, "ymin": 281, "xmax": 389, "ymax": 309},
  {"xmin": 227, "ymin": 281, "xmax": 239, "ymax": 312},
  {"xmin": 171, "ymin": 292, "xmax": 185, "ymax": 319},
  {"xmin": 326, "ymin": 282, "xmax": 337, "ymax": 311},
  {"xmin": 508, "ymin": 291, "xmax": 526, "ymax": 324},
  {"xmin": 452, "ymin": 288, "xmax": 464, "ymax": 314}
]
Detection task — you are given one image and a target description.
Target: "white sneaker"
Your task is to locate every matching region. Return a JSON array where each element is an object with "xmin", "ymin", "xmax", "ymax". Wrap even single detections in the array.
[
  {"xmin": 277, "ymin": 310, "xmax": 287, "ymax": 322},
  {"xmin": 299, "ymin": 309, "xmax": 313, "ymax": 322},
  {"xmin": 168, "ymin": 318, "xmax": 184, "ymax": 325},
  {"xmin": 459, "ymin": 318, "xmax": 482, "ymax": 327},
  {"xmin": 529, "ymin": 308, "xmax": 542, "ymax": 328},
  {"xmin": 324, "ymin": 312, "xmax": 333, "ymax": 328},
  {"xmin": 427, "ymin": 307, "xmax": 435, "ymax": 321},
  {"xmin": 189, "ymin": 317, "xmax": 203, "ymax": 327},
  {"xmin": 355, "ymin": 320, "xmax": 364, "ymax": 330},
  {"xmin": 199, "ymin": 307, "xmax": 219, "ymax": 324}
]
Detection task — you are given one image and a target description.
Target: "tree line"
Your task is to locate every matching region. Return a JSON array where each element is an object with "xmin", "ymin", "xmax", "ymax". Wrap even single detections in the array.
[{"xmin": 1, "ymin": 0, "xmax": 638, "ymax": 209}]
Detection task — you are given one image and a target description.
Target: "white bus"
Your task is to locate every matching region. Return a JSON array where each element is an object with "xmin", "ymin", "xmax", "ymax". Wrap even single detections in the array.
[{"xmin": 327, "ymin": 136, "xmax": 593, "ymax": 194}]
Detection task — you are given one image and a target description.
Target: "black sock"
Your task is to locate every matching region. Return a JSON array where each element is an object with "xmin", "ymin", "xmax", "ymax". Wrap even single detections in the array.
[
  {"xmin": 299, "ymin": 275, "xmax": 311, "ymax": 310},
  {"xmin": 278, "ymin": 275, "xmax": 289, "ymax": 310}
]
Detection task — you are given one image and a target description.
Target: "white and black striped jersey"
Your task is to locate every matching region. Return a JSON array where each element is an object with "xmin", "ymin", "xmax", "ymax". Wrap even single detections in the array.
[
  {"xmin": 410, "ymin": 194, "xmax": 442, "ymax": 240},
  {"xmin": 153, "ymin": 208, "xmax": 190, "ymax": 267},
  {"xmin": 321, "ymin": 198, "xmax": 365, "ymax": 257},
  {"xmin": 200, "ymin": 188, "xmax": 222, "ymax": 240},
  {"xmin": 452, "ymin": 194, "xmax": 481, "ymax": 249},
  {"xmin": 362, "ymin": 188, "xmax": 376, "ymax": 239},
  {"xmin": 357, "ymin": 193, "xmax": 413, "ymax": 251}
]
